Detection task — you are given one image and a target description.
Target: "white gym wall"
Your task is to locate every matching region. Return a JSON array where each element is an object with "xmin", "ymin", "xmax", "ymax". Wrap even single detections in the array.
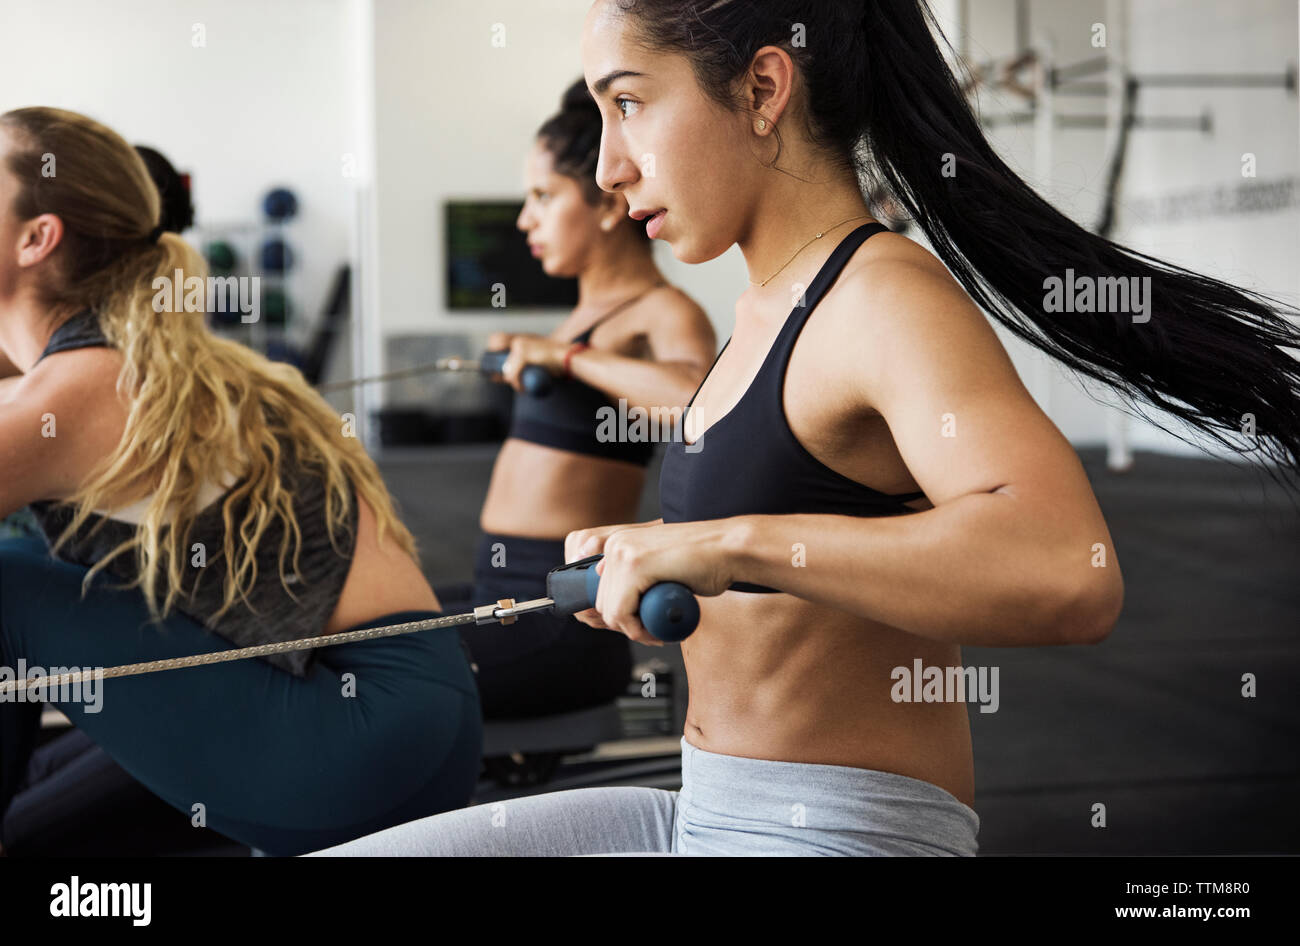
[{"xmin": 0, "ymin": 0, "xmax": 358, "ymax": 346}]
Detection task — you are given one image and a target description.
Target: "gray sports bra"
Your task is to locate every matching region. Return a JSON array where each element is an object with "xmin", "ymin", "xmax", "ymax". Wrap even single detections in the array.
[{"xmin": 25, "ymin": 310, "xmax": 358, "ymax": 677}]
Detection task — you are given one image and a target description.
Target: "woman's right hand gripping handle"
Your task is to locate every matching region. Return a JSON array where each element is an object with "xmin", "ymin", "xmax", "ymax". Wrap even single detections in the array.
[{"xmin": 564, "ymin": 519, "xmax": 663, "ymax": 633}]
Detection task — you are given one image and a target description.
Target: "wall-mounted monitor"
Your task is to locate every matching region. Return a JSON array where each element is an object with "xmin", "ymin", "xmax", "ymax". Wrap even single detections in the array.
[{"xmin": 445, "ymin": 200, "xmax": 578, "ymax": 310}]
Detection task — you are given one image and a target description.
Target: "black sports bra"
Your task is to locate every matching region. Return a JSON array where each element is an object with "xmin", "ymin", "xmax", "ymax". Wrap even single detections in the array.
[
  {"xmin": 507, "ymin": 285, "xmax": 665, "ymax": 466},
  {"xmin": 659, "ymin": 223, "xmax": 925, "ymax": 593}
]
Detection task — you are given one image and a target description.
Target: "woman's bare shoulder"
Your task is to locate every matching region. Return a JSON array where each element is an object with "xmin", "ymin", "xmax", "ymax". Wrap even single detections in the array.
[
  {"xmin": 846, "ymin": 230, "xmax": 960, "ymax": 291},
  {"xmin": 14, "ymin": 348, "xmax": 130, "ymax": 460},
  {"xmin": 0, "ymin": 347, "xmax": 131, "ymax": 506},
  {"xmin": 829, "ymin": 230, "xmax": 995, "ymax": 342},
  {"xmin": 20, "ymin": 346, "xmax": 127, "ymax": 401},
  {"xmin": 807, "ymin": 229, "xmax": 1020, "ymax": 411}
]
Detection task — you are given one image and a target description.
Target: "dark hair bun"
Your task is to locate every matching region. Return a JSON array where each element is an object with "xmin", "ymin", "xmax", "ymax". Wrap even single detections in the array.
[
  {"xmin": 560, "ymin": 78, "xmax": 598, "ymax": 114},
  {"xmin": 135, "ymin": 145, "xmax": 195, "ymax": 233}
]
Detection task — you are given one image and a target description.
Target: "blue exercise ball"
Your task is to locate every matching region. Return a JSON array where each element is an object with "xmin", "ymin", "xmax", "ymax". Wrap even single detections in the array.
[
  {"xmin": 260, "ymin": 237, "xmax": 294, "ymax": 273},
  {"xmin": 262, "ymin": 187, "xmax": 299, "ymax": 221}
]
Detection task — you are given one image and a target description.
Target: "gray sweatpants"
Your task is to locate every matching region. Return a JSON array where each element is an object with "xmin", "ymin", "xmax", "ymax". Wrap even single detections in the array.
[{"xmin": 309, "ymin": 738, "xmax": 979, "ymax": 856}]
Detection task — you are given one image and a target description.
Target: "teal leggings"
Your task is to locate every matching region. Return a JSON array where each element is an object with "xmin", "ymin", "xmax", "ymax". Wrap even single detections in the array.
[{"xmin": 0, "ymin": 537, "xmax": 482, "ymax": 855}]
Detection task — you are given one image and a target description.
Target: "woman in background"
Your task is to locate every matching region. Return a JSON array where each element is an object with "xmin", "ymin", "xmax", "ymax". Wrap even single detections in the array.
[{"xmin": 446, "ymin": 78, "xmax": 716, "ymax": 720}]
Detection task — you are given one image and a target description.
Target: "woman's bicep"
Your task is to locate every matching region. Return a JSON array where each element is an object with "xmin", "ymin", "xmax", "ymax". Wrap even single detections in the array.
[{"xmin": 850, "ymin": 267, "xmax": 1122, "ymax": 635}]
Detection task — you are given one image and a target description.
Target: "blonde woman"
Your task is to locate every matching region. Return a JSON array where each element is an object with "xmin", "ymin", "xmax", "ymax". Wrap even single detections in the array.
[{"xmin": 0, "ymin": 107, "xmax": 480, "ymax": 856}]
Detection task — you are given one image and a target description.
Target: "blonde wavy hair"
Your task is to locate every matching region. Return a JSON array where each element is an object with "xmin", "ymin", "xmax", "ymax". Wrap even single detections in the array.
[{"xmin": 1, "ymin": 106, "xmax": 418, "ymax": 622}]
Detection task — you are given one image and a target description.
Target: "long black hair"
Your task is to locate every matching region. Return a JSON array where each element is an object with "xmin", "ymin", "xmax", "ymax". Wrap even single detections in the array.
[
  {"xmin": 613, "ymin": 0, "xmax": 1300, "ymax": 490},
  {"xmin": 537, "ymin": 78, "xmax": 652, "ymax": 243}
]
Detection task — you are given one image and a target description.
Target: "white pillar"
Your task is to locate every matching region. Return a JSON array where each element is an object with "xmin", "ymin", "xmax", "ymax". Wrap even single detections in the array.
[
  {"xmin": 1102, "ymin": 0, "xmax": 1133, "ymax": 472},
  {"xmin": 345, "ymin": 0, "xmax": 383, "ymax": 453},
  {"xmin": 1032, "ymin": 32, "xmax": 1056, "ymax": 419}
]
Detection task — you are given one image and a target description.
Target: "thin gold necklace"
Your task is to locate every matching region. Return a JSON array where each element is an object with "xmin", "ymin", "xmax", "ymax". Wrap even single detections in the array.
[{"xmin": 748, "ymin": 214, "xmax": 874, "ymax": 288}]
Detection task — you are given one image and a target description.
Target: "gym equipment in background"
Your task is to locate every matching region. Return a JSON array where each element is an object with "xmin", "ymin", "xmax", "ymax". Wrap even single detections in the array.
[
  {"xmin": 262, "ymin": 186, "xmax": 299, "ymax": 221},
  {"xmin": 204, "ymin": 239, "xmax": 238, "ymax": 276},
  {"xmin": 299, "ymin": 265, "xmax": 351, "ymax": 385},
  {"xmin": 259, "ymin": 237, "xmax": 294, "ymax": 274},
  {"xmin": 322, "ymin": 350, "xmax": 552, "ymax": 397},
  {"xmin": 263, "ymin": 286, "xmax": 291, "ymax": 327},
  {"xmin": 256, "ymin": 187, "xmax": 298, "ymax": 358},
  {"xmin": 192, "ymin": 185, "xmax": 303, "ymax": 362},
  {"xmin": 262, "ymin": 266, "xmax": 351, "ymax": 374}
]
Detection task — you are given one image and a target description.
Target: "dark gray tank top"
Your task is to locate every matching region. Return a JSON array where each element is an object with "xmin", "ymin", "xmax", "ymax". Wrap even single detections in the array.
[{"xmin": 26, "ymin": 310, "xmax": 358, "ymax": 676}]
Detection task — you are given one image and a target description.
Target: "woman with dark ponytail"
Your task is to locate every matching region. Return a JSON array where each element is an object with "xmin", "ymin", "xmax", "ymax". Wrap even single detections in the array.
[
  {"xmin": 448, "ymin": 77, "xmax": 716, "ymax": 720},
  {"xmin": 314, "ymin": 0, "xmax": 1300, "ymax": 857}
]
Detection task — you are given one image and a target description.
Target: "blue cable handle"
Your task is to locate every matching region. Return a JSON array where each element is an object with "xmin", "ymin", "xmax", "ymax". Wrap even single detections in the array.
[
  {"xmin": 546, "ymin": 555, "xmax": 700, "ymax": 642},
  {"xmin": 480, "ymin": 349, "xmax": 553, "ymax": 396}
]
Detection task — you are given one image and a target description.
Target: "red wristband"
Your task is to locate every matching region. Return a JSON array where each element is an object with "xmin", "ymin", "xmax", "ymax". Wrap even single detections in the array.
[{"xmin": 564, "ymin": 342, "xmax": 589, "ymax": 378}]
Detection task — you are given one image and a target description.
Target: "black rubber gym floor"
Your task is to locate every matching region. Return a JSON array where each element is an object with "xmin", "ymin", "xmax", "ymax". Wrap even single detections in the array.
[
  {"xmin": 18, "ymin": 444, "xmax": 1297, "ymax": 855},
  {"xmin": 965, "ymin": 448, "xmax": 1300, "ymax": 855}
]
